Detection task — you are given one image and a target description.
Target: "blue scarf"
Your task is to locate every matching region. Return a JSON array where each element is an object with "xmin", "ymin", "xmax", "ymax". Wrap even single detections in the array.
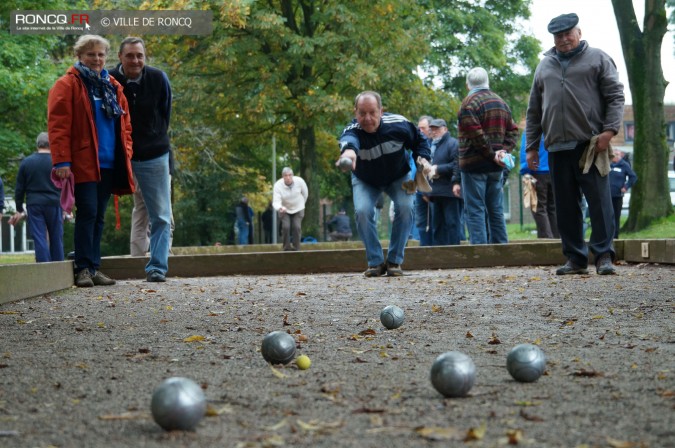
[{"xmin": 75, "ymin": 61, "xmax": 124, "ymax": 119}]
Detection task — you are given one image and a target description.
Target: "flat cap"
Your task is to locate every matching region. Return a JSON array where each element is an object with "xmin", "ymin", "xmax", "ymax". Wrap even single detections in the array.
[
  {"xmin": 429, "ymin": 118, "xmax": 447, "ymax": 128},
  {"xmin": 547, "ymin": 13, "xmax": 578, "ymax": 34}
]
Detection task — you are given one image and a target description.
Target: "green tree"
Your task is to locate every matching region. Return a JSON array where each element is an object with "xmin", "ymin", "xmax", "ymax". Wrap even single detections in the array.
[
  {"xmin": 0, "ymin": 1, "xmax": 80, "ymax": 187},
  {"xmin": 612, "ymin": 0, "xmax": 673, "ymax": 231}
]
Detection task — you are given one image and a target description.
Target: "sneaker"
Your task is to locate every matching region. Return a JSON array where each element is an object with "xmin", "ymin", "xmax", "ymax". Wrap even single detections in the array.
[
  {"xmin": 75, "ymin": 270, "xmax": 94, "ymax": 288},
  {"xmin": 147, "ymin": 270, "xmax": 166, "ymax": 282},
  {"xmin": 555, "ymin": 260, "xmax": 588, "ymax": 275},
  {"xmin": 595, "ymin": 253, "xmax": 617, "ymax": 275},
  {"xmin": 363, "ymin": 263, "xmax": 386, "ymax": 278},
  {"xmin": 92, "ymin": 270, "xmax": 116, "ymax": 286},
  {"xmin": 386, "ymin": 262, "xmax": 404, "ymax": 277}
]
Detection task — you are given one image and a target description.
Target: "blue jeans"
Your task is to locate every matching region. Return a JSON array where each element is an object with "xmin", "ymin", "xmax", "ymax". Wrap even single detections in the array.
[
  {"xmin": 461, "ymin": 171, "xmax": 508, "ymax": 244},
  {"xmin": 74, "ymin": 169, "xmax": 113, "ymax": 273},
  {"xmin": 132, "ymin": 153, "xmax": 172, "ymax": 275},
  {"xmin": 27, "ymin": 204, "xmax": 64, "ymax": 262},
  {"xmin": 352, "ymin": 173, "xmax": 414, "ymax": 267},
  {"xmin": 236, "ymin": 219, "xmax": 250, "ymax": 245}
]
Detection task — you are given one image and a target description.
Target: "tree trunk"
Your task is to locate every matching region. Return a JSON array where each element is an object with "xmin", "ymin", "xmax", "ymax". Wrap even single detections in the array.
[
  {"xmin": 298, "ymin": 125, "xmax": 320, "ymax": 239},
  {"xmin": 612, "ymin": 0, "xmax": 672, "ymax": 231}
]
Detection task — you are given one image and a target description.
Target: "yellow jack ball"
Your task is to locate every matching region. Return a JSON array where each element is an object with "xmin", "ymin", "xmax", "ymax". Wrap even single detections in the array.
[{"xmin": 296, "ymin": 355, "xmax": 311, "ymax": 370}]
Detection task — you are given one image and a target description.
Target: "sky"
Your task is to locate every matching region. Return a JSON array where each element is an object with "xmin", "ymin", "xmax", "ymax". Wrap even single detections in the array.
[{"xmin": 526, "ymin": 0, "xmax": 675, "ymax": 105}]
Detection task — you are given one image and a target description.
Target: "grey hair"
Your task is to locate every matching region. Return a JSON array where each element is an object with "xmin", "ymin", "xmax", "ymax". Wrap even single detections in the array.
[
  {"xmin": 354, "ymin": 91, "xmax": 382, "ymax": 109},
  {"xmin": 119, "ymin": 36, "xmax": 146, "ymax": 55},
  {"xmin": 36, "ymin": 132, "xmax": 49, "ymax": 149},
  {"xmin": 281, "ymin": 167, "xmax": 293, "ymax": 176},
  {"xmin": 418, "ymin": 115, "xmax": 433, "ymax": 124},
  {"xmin": 73, "ymin": 34, "xmax": 110, "ymax": 57},
  {"xmin": 466, "ymin": 67, "xmax": 489, "ymax": 90}
]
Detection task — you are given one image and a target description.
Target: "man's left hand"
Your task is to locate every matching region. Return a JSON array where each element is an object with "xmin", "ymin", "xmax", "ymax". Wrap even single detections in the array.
[{"xmin": 595, "ymin": 131, "xmax": 614, "ymax": 153}]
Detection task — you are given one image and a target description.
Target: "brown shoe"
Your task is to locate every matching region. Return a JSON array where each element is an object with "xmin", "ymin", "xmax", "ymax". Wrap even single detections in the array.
[
  {"xmin": 386, "ymin": 262, "xmax": 404, "ymax": 277},
  {"xmin": 75, "ymin": 270, "xmax": 94, "ymax": 288},
  {"xmin": 364, "ymin": 263, "xmax": 387, "ymax": 277},
  {"xmin": 92, "ymin": 270, "xmax": 116, "ymax": 286}
]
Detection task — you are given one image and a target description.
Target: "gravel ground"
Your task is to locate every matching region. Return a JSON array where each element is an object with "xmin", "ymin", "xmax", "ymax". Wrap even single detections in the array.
[{"xmin": 0, "ymin": 263, "xmax": 673, "ymax": 448}]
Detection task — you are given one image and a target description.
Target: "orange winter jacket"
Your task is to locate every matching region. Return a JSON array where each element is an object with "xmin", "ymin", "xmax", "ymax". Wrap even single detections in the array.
[{"xmin": 48, "ymin": 66, "xmax": 135, "ymax": 195}]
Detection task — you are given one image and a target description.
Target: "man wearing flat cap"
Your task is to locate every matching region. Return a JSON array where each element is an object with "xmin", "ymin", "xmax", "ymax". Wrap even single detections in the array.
[
  {"xmin": 525, "ymin": 13, "xmax": 625, "ymax": 276},
  {"xmin": 427, "ymin": 118, "xmax": 463, "ymax": 245}
]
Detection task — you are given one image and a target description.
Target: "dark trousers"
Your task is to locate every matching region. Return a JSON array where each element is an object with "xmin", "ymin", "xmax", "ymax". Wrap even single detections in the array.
[
  {"xmin": 73, "ymin": 169, "xmax": 114, "ymax": 273},
  {"xmin": 415, "ymin": 193, "xmax": 433, "ymax": 246},
  {"xmin": 27, "ymin": 204, "xmax": 64, "ymax": 262},
  {"xmin": 549, "ymin": 144, "xmax": 615, "ymax": 267},
  {"xmin": 611, "ymin": 196, "xmax": 623, "ymax": 238},
  {"xmin": 280, "ymin": 209, "xmax": 304, "ymax": 251},
  {"xmin": 431, "ymin": 197, "xmax": 462, "ymax": 246},
  {"xmin": 531, "ymin": 173, "xmax": 559, "ymax": 238}
]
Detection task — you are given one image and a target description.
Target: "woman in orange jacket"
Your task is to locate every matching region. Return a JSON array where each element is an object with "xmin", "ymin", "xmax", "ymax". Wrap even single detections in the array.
[{"xmin": 49, "ymin": 34, "xmax": 134, "ymax": 288}]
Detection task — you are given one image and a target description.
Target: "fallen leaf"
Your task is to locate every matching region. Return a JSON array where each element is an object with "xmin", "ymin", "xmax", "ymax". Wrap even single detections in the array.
[
  {"xmin": 264, "ymin": 418, "xmax": 288, "ymax": 431},
  {"xmin": 205, "ymin": 403, "xmax": 234, "ymax": 416},
  {"xmin": 519, "ymin": 409, "xmax": 544, "ymax": 422},
  {"xmin": 352, "ymin": 407, "xmax": 385, "ymax": 414},
  {"xmin": 466, "ymin": 330, "xmax": 474, "ymax": 338},
  {"xmin": 183, "ymin": 335, "xmax": 205, "ymax": 343},
  {"xmin": 359, "ymin": 329, "xmax": 376, "ymax": 336},
  {"xmin": 507, "ymin": 428, "xmax": 524, "ymax": 444},
  {"xmin": 98, "ymin": 411, "xmax": 150, "ymax": 420},
  {"xmin": 464, "ymin": 422, "xmax": 487, "ymax": 441},
  {"xmin": 571, "ymin": 369, "xmax": 604, "ymax": 377},
  {"xmin": 606, "ymin": 437, "xmax": 643, "ymax": 448},
  {"xmin": 270, "ymin": 365, "xmax": 287, "ymax": 379},
  {"xmin": 415, "ymin": 426, "xmax": 462, "ymax": 441},
  {"xmin": 488, "ymin": 333, "xmax": 501, "ymax": 345},
  {"xmin": 432, "ymin": 305, "xmax": 443, "ymax": 313}
]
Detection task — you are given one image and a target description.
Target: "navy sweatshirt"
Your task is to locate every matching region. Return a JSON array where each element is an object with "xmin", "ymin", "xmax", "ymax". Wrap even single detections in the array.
[{"xmin": 14, "ymin": 152, "xmax": 61, "ymax": 212}]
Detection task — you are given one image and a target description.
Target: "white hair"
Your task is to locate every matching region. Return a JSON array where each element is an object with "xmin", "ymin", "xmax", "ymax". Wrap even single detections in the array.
[{"xmin": 466, "ymin": 67, "xmax": 489, "ymax": 90}]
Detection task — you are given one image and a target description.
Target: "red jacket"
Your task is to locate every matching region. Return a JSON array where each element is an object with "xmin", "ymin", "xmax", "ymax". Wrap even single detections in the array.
[{"xmin": 48, "ymin": 66, "xmax": 135, "ymax": 194}]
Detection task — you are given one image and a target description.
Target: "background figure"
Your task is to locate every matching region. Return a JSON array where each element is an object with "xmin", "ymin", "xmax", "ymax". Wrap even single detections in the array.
[
  {"xmin": 415, "ymin": 115, "xmax": 434, "ymax": 245},
  {"xmin": 235, "ymin": 196, "xmax": 254, "ymax": 245},
  {"xmin": 9, "ymin": 132, "xmax": 64, "ymax": 262},
  {"xmin": 338, "ymin": 91, "xmax": 431, "ymax": 277},
  {"xmin": 0, "ymin": 176, "xmax": 4, "ymax": 221},
  {"xmin": 328, "ymin": 208, "xmax": 353, "ymax": 241},
  {"xmin": 458, "ymin": 67, "xmax": 518, "ymax": 245},
  {"xmin": 262, "ymin": 201, "xmax": 273, "ymax": 244},
  {"xmin": 49, "ymin": 34, "xmax": 134, "ymax": 288},
  {"xmin": 525, "ymin": 13, "xmax": 624, "ymax": 275},
  {"xmin": 110, "ymin": 37, "xmax": 172, "ymax": 283},
  {"xmin": 609, "ymin": 151, "xmax": 637, "ymax": 238},
  {"xmin": 272, "ymin": 167, "xmax": 308, "ymax": 251},
  {"xmin": 519, "ymin": 133, "xmax": 558, "ymax": 238},
  {"xmin": 427, "ymin": 119, "xmax": 463, "ymax": 245}
]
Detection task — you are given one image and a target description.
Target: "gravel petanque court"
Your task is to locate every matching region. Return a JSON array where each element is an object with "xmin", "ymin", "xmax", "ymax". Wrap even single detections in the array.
[{"xmin": 1, "ymin": 263, "xmax": 673, "ymax": 447}]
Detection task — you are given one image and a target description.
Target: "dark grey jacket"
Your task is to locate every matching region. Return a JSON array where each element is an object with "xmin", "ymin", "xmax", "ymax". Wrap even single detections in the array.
[{"xmin": 525, "ymin": 41, "xmax": 625, "ymax": 152}]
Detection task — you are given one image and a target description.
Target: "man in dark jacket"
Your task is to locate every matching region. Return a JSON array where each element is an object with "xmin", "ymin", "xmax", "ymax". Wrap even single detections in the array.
[
  {"xmin": 110, "ymin": 37, "xmax": 172, "ymax": 282},
  {"xmin": 427, "ymin": 119, "xmax": 463, "ymax": 245},
  {"xmin": 525, "ymin": 13, "xmax": 624, "ymax": 275},
  {"xmin": 10, "ymin": 132, "xmax": 64, "ymax": 262},
  {"xmin": 609, "ymin": 151, "xmax": 637, "ymax": 239}
]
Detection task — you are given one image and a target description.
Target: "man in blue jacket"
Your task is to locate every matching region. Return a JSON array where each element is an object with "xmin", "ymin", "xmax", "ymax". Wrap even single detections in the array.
[
  {"xmin": 10, "ymin": 132, "xmax": 64, "ymax": 262},
  {"xmin": 519, "ymin": 133, "xmax": 558, "ymax": 239},
  {"xmin": 427, "ymin": 119, "xmax": 463, "ymax": 245},
  {"xmin": 609, "ymin": 151, "xmax": 637, "ymax": 238},
  {"xmin": 110, "ymin": 37, "xmax": 172, "ymax": 282},
  {"xmin": 338, "ymin": 91, "xmax": 431, "ymax": 277}
]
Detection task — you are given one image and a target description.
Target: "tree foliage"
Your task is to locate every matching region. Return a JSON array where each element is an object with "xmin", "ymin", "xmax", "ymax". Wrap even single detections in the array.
[{"xmin": 612, "ymin": 0, "xmax": 673, "ymax": 231}]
